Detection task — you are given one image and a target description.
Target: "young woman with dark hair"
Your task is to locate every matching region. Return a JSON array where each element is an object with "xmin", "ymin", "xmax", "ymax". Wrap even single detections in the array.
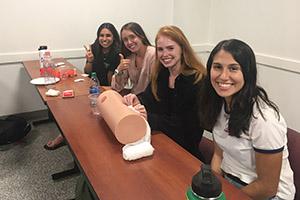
[
  {"xmin": 111, "ymin": 22, "xmax": 155, "ymax": 95},
  {"xmin": 44, "ymin": 23, "xmax": 120, "ymax": 150},
  {"xmin": 84, "ymin": 22, "xmax": 120, "ymax": 86},
  {"xmin": 199, "ymin": 39, "xmax": 295, "ymax": 200}
]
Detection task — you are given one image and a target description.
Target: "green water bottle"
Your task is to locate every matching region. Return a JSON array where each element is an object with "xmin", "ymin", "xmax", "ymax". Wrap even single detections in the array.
[{"xmin": 186, "ymin": 164, "xmax": 226, "ymax": 200}]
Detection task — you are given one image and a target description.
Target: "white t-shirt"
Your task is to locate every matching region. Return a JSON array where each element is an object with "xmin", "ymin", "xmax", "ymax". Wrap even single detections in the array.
[{"xmin": 213, "ymin": 102, "xmax": 295, "ymax": 200}]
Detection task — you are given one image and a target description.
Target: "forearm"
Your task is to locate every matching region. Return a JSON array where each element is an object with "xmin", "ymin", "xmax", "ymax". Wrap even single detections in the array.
[
  {"xmin": 242, "ymin": 152, "xmax": 282, "ymax": 199},
  {"xmin": 84, "ymin": 62, "xmax": 93, "ymax": 74},
  {"xmin": 211, "ymin": 142, "xmax": 223, "ymax": 175},
  {"xmin": 242, "ymin": 179, "xmax": 277, "ymax": 200},
  {"xmin": 211, "ymin": 154, "xmax": 223, "ymax": 175}
]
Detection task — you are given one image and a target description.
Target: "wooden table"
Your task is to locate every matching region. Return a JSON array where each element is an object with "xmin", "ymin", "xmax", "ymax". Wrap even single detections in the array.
[
  {"xmin": 23, "ymin": 58, "xmax": 91, "ymax": 102},
  {"xmin": 47, "ymin": 95, "xmax": 251, "ymax": 200},
  {"xmin": 23, "ymin": 58, "xmax": 92, "ymax": 178}
]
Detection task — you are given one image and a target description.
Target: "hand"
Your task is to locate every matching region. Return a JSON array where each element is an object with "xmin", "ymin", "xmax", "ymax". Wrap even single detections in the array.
[
  {"xmin": 134, "ymin": 104, "xmax": 147, "ymax": 120},
  {"xmin": 123, "ymin": 93, "xmax": 140, "ymax": 106},
  {"xmin": 85, "ymin": 46, "xmax": 94, "ymax": 63},
  {"xmin": 117, "ymin": 54, "xmax": 130, "ymax": 71}
]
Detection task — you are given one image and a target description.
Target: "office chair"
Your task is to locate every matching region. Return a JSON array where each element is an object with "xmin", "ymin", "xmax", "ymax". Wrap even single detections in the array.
[{"xmin": 287, "ymin": 128, "xmax": 300, "ymax": 200}]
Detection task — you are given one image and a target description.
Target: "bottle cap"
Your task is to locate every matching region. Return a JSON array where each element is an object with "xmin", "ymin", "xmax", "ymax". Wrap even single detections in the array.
[
  {"xmin": 38, "ymin": 45, "xmax": 48, "ymax": 51},
  {"xmin": 91, "ymin": 72, "xmax": 97, "ymax": 77}
]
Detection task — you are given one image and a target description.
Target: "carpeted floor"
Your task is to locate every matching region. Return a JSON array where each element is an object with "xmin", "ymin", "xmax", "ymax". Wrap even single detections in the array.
[{"xmin": 0, "ymin": 120, "xmax": 80, "ymax": 200}]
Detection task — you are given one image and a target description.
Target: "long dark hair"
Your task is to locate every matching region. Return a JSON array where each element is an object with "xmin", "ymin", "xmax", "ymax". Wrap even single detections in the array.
[
  {"xmin": 199, "ymin": 39, "xmax": 279, "ymax": 137},
  {"xmin": 120, "ymin": 22, "xmax": 152, "ymax": 58},
  {"xmin": 91, "ymin": 22, "xmax": 120, "ymax": 58}
]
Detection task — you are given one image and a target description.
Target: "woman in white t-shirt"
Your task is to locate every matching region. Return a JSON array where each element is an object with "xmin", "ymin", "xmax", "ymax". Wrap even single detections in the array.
[{"xmin": 199, "ymin": 39, "xmax": 295, "ymax": 200}]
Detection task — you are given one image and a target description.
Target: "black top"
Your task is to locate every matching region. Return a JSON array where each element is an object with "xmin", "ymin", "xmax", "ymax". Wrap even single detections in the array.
[
  {"xmin": 87, "ymin": 43, "xmax": 120, "ymax": 86},
  {"xmin": 138, "ymin": 67, "xmax": 204, "ymax": 159}
]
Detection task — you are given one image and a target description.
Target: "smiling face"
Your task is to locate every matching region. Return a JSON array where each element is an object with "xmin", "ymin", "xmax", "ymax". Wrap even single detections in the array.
[
  {"xmin": 210, "ymin": 49, "xmax": 245, "ymax": 106},
  {"xmin": 121, "ymin": 29, "xmax": 144, "ymax": 53},
  {"xmin": 156, "ymin": 35, "xmax": 182, "ymax": 71},
  {"xmin": 98, "ymin": 28, "xmax": 114, "ymax": 49}
]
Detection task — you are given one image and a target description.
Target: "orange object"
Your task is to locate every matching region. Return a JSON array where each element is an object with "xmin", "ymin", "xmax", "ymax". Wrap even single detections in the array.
[
  {"xmin": 40, "ymin": 67, "xmax": 61, "ymax": 78},
  {"xmin": 97, "ymin": 90, "xmax": 147, "ymax": 144},
  {"xmin": 66, "ymin": 68, "xmax": 77, "ymax": 77},
  {"xmin": 56, "ymin": 66, "xmax": 77, "ymax": 79}
]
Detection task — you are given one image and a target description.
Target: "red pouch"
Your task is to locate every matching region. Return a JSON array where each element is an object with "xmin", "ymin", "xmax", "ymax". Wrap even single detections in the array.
[{"xmin": 62, "ymin": 90, "xmax": 75, "ymax": 98}]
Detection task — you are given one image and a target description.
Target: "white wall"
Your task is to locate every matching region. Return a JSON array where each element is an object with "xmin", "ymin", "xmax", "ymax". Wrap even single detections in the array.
[
  {"xmin": 173, "ymin": 0, "xmax": 211, "ymax": 45},
  {"xmin": 0, "ymin": 0, "xmax": 173, "ymax": 63},
  {"xmin": 0, "ymin": 0, "xmax": 173, "ymax": 115},
  {"xmin": 209, "ymin": 0, "xmax": 300, "ymax": 63},
  {"xmin": 208, "ymin": 0, "xmax": 300, "ymax": 131},
  {"xmin": 173, "ymin": 0, "xmax": 212, "ymax": 64},
  {"xmin": 0, "ymin": 0, "xmax": 299, "ymax": 131}
]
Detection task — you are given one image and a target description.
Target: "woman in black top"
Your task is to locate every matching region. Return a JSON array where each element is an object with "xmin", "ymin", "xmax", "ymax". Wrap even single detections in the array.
[
  {"xmin": 123, "ymin": 26, "xmax": 206, "ymax": 159},
  {"xmin": 44, "ymin": 23, "xmax": 120, "ymax": 150},
  {"xmin": 84, "ymin": 22, "xmax": 120, "ymax": 86}
]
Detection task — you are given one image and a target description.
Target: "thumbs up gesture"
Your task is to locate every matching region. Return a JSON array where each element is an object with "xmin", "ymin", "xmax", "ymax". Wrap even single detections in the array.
[{"xmin": 117, "ymin": 54, "xmax": 131, "ymax": 71}]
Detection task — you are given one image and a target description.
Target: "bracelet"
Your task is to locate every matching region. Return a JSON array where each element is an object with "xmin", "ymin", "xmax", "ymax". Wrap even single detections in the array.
[
  {"xmin": 87, "ymin": 61, "xmax": 93, "ymax": 64},
  {"xmin": 114, "ymin": 69, "xmax": 123, "ymax": 76}
]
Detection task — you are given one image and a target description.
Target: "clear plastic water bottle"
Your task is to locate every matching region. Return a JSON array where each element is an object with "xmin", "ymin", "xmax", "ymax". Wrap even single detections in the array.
[
  {"xmin": 89, "ymin": 72, "xmax": 100, "ymax": 95},
  {"xmin": 43, "ymin": 55, "xmax": 56, "ymax": 86},
  {"xmin": 88, "ymin": 72, "xmax": 100, "ymax": 115},
  {"xmin": 38, "ymin": 45, "xmax": 51, "ymax": 77}
]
